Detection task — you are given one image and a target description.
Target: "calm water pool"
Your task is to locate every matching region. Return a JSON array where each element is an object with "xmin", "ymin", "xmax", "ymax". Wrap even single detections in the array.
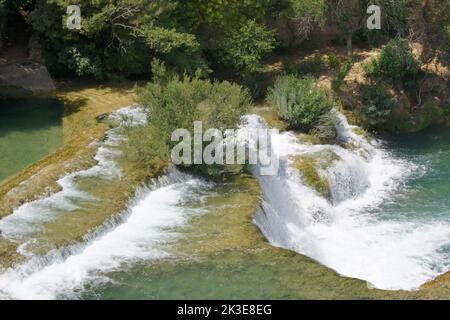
[{"xmin": 0, "ymin": 98, "xmax": 63, "ymax": 181}]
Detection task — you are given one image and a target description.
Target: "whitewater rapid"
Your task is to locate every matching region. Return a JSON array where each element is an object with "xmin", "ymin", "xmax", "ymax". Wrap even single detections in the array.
[
  {"xmin": 244, "ymin": 112, "xmax": 450, "ymax": 291},
  {"xmin": 0, "ymin": 106, "xmax": 211, "ymax": 299},
  {"xmin": 0, "ymin": 107, "xmax": 147, "ymax": 241},
  {"xmin": 0, "ymin": 168, "xmax": 208, "ymax": 299}
]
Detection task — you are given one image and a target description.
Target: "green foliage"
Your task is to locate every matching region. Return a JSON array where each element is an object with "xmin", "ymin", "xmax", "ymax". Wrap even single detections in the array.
[
  {"xmin": 267, "ymin": 75, "xmax": 334, "ymax": 131},
  {"xmin": 379, "ymin": 0, "xmax": 411, "ymax": 37},
  {"xmin": 241, "ymin": 73, "xmax": 267, "ymax": 100},
  {"xmin": 138, "ymin": 72, "xmax": 251, "ymax": 178},
  {"xmin": 332, "ymin": 59, "xmax": 353, "ymax": 91},
  {"xmin": 216, "ymin": 20, "xmax": 276, "ymax": 76},
  {"xmin": 0, "ymin": 0, "xmax": 6, "ymax": 36},
  {"xmin": 297, "ymin": 56, "xmax": 325, "ymax": 76},
  {"xmin": 282, "ymin": 56, "xmax": 326, "ymax": 77},
  {"xmin": 290, "ymin": 0, "xmax": 327, "ymax": 25},
  {"xmin": 122, "ymin": 124, "xmax": 169, "ymax": 175},
  {"xmin": 282, "ymin": 58, "xmax": 299, "ymax": 76},
  {"xmin": 360, "ymin": 83, "xmax": 395, "ymax": 122},
  {"xmin": 326, "ymin": 53, "xmax": 341, "ymax": 69},
  {"xmin": 194, "ymin": 0, "xmax": 271, "ymax": 29},
  {"xmin": 57, "ymin": 46, "xmax": 105, "ymax": 80},
  {"xmin": 365, "ymin": 39, "xmax": 421, "ymax": 85},
  {"xmin": 26, "ymin": 0, "xmax": 208, "ymax": 79}
]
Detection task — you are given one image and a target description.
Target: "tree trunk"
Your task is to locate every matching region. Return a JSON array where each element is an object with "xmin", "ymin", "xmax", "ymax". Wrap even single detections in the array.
[{"xmin": 346, "ymin": 33, "xmax": 353, "ymax": 58}]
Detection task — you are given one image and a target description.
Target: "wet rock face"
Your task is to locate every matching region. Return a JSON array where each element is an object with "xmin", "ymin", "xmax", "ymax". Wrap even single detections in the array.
[{"xmin": 0, "ymin": 60, "xmax": 55, "ymax": 93}]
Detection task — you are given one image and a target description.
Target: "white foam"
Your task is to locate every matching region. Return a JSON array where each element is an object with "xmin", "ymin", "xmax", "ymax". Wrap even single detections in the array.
[
  {"xmin": 0, "ymin": 169, "xmax": 208, "ymax": 299},
  {"xmin": 0, "ymin": 106, "xmax": 147, "ymax": 241},
  {"xmin": 248, "ymin": 112, "xmax": 450, "ymax": 290}
]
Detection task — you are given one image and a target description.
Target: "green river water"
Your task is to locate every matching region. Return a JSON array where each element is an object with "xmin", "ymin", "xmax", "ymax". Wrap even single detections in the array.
[{"xmin": 0, "ymin": 99, "xmax": 63, "ymax": 181}]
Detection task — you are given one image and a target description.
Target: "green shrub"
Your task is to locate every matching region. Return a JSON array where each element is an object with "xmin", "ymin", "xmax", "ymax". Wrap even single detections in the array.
[
  {"xmin": 122, "ymin": 124, "xmax": 169, "ymax": 176},
  {"xmin": 282, "ymin": 58, "xmax": 299, "ymax": 76},
  {"xmin": 297, "ymin": 56, "xmax": 325, "ymax": 76},
  {"xmin": 241, "ymin": 73, "xmax": 267, "ymax": 99},
  {"xmin": 332, "ymin": 59, "xmax": 352, "ymax": 91},
  {"xmin": 137, "ymin": 75, "xmax": 251, "ymax": 178},
  {"xmin": 216, "ymin": 19, "xmax": 276, "ymax": 76},
  {"xmin": 365, "ymin": 39, "xmax": 421, "ymax": 85},
  {"xmin": 326, "ymin": 53, "xmax": 341, "ymax": 69},
  {"xmin": 360, "ymin": 83, "xmax": 395, "ymax": 122},
  {"xmin": 280, "ymin": 57, "xmax": 325, "ymax": 77},
  {"xmin": 267, "ymin": 76, "xmax": 334, "ymax": 131}
]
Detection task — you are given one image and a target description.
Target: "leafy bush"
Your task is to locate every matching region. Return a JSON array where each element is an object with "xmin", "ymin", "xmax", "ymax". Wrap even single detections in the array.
[
  {"xmin": 360, "ymin": 83, "xmax": 395, "ymax": 122},
  {"xmin": 58, "ymin": 46, "xmax": 105, "ymax": 80},
  {"xmin": 326, "ymin": 53, "xmax": 341, "ymax": 69},
  {"xmin": 138, "ymin": 74, "xmax": 251, "ymax": 178},
  {"xmin": 122, "ymin": 124, "xmax": 169, "ymax": 177},
  {"xmin": 297, "ymin": 56, "xmax": 325, "ymax": 76},
  {"xmin": 241, "ymin": 73, "xmax": 267, "ymax": 99},
  {"xmin": 282, "ymin": 56, "xmax": 326, "ymax": 77},
  {"xmin": 216, "ymin": 19, "xmax": 276, "ymax": 76},
  {"xmin": 332, "ymin": 59, "xmax": 352, "ymax": 91},
  {"xmin": 267, "ymin": 76, "xmax": 334, "ymax": 131},
  {"xmin": 282, "ymin": 58, "xmax": 299, "ymax": 76},
  {"xmin": 365, "ymin": 39, "xmax": 421, "ymax": 85}
]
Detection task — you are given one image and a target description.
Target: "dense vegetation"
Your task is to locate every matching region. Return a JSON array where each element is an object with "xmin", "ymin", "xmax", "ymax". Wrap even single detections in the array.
[
  {"xmin": 1, "ymin": 0, "xmax": 448, "ymax": 79},
  {"xmin": 1, "ymin": 0, "xmax": 449, "ymax": 176},
  {"xmin": 267, "ymin": 75, "xmax": 334, "ymax": 131},
  {"xmin": 126, "ymin": 62, "xmax": 251, "ymax": 178}
]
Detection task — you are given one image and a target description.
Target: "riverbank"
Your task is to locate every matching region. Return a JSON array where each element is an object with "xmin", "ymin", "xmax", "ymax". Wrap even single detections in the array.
[
  {"xmin": 0, "ymin": 81, "xmax": 151, "ymax": 269},
  {"xmin": 0, "ymin": 80, "xmax": 137, "ymax": 216}
]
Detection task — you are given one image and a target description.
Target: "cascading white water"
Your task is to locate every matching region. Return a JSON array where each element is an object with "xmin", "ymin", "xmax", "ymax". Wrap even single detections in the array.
[
  {"xmin": 243, "ymin": 112, "xmax": 450, "ymax": 291},
  {"xmin": 0, "ymin": 107, "xmax": 147, "ymax": 241},
  {"xmin": 0, "ymin": 168, "xmax": 209, "ymax": 300}
]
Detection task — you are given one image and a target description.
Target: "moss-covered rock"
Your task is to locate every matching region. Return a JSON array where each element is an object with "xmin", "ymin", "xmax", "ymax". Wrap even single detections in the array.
[
  {"xmin": 384, "ymin": 100, "xmax": 443, "ymax": 133},
  {"xmin": 290, "ymin": 155, "xmax": 331, "ymax": 198},
  {"xmin": 351, "ymin": 127, "xmax": 372, "ymax": 142},
  {"xmin": 252, "ymin": 106, "xmax": 290, "ymax": 131},
  {"xmin": 294, "ymin": 133, "xmax": 322, "ymax": 145}
]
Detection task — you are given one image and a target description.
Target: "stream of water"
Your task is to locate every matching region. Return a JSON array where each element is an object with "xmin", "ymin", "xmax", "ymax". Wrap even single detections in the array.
[{"xmin": 0, "ymin": 107, "xmax": 449, "ymax": 299}]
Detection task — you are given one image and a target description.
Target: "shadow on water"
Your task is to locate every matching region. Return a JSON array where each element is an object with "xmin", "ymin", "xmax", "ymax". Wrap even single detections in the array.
[{"xmin": 0, "ymin": 98, "xmax": 64, "ymax": 181}]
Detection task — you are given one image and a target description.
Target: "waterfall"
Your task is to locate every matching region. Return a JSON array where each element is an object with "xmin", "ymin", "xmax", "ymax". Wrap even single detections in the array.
[
  {"xmin": 0, "ymin": 168, "xmax": 209, "ymax": 300},
  {"xmin": 243, "ymin": 111, "xmax": 450, "ymax": 291},
  {"xmin": 0, "ymin": 107, "xmax": 147, "ymax": 241}
]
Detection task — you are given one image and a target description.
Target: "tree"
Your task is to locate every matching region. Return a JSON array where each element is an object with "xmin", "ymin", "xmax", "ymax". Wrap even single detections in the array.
[
  {"xmin": 216, "ymin": 19, "xmax": 276, "ymax": 76},
  {"xmin": 273, "ymin": 0, "xmax": 328, "ymax": 47},
  {"xmin": 331, "ymin": 0, "xmax": 366, "ymax": 57},
  {"xmin": 26, "ymin": 0, "xmax": 207, "ymax": 78},
  {"xmin": 288, "ymin": 0, "xmax": 328, "ymax": 41}
]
